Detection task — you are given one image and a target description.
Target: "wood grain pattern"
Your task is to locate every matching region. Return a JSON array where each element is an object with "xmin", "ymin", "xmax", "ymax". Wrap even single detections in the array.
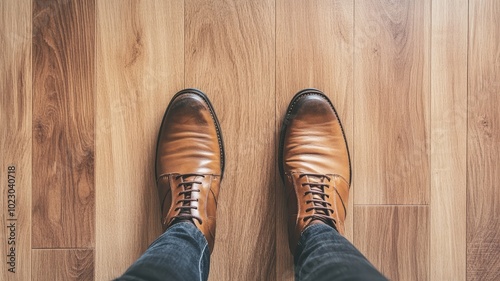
[
  {"xmin": 430, "ymin": 0, "xmax": 468, "ymax": 280},
  {"xmin": 0, "ymin": 0, "xmax": 32, "ymax": 280},
  {"xmin": 276, "ymin": 0, "xmax": 353, "ymax": 279},
  {"xmin": 1, "ymin": 0, "xmax": 500, "ymax": 279},
  {"xmin": 32, "ymin": 0, "xmax": 95, "ymax": 248},
  {"xmin": 354, "ymin": 206, "xmax": 429, "ymax": 280},
  {"xmin": 354, "ymin": 0, "xmax": 430, "ymax": 204},
  {"xmin": 95, "ymin": 0, "xmax": 184, "ymax": 279},
  {"xmin": 185, "ymin": 0, "xmax": 275, "ymax": 280},
  {"xmin": 468, "ymin": 0, "xmax": 500, "ymax": 280},
  {"xmin": 32, "ymin": 249, "xmax": 93, "ymax": 281}
]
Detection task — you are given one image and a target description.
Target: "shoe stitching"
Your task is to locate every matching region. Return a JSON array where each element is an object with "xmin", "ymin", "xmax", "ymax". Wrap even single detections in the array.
[
  {"xmin": 286, "ymin": 171, "xmax": 349, "ymax": 186},
  {"xmin": 332, "ymin": 179, "xmax": 347, "ymax": 216}
]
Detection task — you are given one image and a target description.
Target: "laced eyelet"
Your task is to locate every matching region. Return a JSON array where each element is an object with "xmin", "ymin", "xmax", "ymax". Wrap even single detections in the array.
[
  {"xmin": 299, "ymin": 173, "xmax": 336, "ymax": 226},
  {"xmin": 170, "ymin": 174, "xmax": 204, "ymax": 225}
]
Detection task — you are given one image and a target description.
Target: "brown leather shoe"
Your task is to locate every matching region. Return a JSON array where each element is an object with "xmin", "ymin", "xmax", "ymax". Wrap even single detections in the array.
[
  {"xmin": 156, "ymin": 89, "xmax": 224, "ymax": 252},
  {"xmin": 279, "ymin": 89, "xmax": 351, "ymax": 254}
]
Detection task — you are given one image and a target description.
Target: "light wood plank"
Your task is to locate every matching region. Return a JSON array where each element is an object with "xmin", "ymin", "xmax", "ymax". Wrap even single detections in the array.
[
  {"xmin": 430, "ymin": 0, "xmax": 468, "ymax": 280},
  {"xmin": 185, "ymin": 1, "xmax": 275, "ymax": 279},
  {"xmin": 354, "ymin": 206, "xmax": 429, "ymax": 280},
  {"xmin": 95, "ymin": 0, "xmax": 184, "ymax": 279},
  {"xmin": 276, "ymin": 0, "xmax": 354, "ymax": 279},
  {"xmin": 468, "ymin": 0, "xmax": 500, "ymax": 279},
  {"xmin": 354, "ymin": 0, "xmax": 430, "ymax": 204},
  {"xmin": 0, "ymin": 0, "xmax": 32, "ymax": 279},
  {"xmin": 32, "ymin": 249, "xmax": 93, "ymax": 281},
  {"xmin": 32, "ymin": 0, "xmax": 95, "ymax": 248}
]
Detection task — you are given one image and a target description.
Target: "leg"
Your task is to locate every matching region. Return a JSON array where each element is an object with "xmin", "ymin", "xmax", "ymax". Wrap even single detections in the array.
[
  {"xmin": 116, "ymin": 222, "xmax": 210, "ymax": 281},
  {"xmin": 295, "ymin": 224, "xmax": 387, "ymax": 281}
]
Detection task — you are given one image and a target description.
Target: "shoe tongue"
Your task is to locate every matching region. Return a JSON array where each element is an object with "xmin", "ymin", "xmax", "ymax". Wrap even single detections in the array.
[
  {"xmin": 177, "ymin": 175, "xmax": 201, "ymax": 219},
  {"xmin": 305, "ymin": 175, "xmax": 333, "ymax": 226},
  {"xmin": 307, "ymin": 174, "xmax": 325, "ymax": 194}
]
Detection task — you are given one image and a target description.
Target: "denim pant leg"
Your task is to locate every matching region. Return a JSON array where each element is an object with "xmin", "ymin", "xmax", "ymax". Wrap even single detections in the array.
[
  {"xmin": 295, "ymin": 224, "xmax": 388, "ymax": 281},
  {"xmin": 116, "ymin": 222, "xmax": 210, "ymax": 281}
]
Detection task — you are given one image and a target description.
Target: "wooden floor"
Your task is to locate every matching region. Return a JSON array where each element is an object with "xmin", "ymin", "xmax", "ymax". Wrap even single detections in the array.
[{"xmin": 1, "ymin": 0, "xmax": 499, "ymax": 280}]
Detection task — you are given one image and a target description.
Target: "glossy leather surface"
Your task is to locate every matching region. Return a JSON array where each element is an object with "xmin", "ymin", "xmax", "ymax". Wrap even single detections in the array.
[
  {"xmin": 156, "ymin": 89, "xmax": 224, "ymax": 252},
  {"xmin": 280, "ymin": 89, "xmax": 351, "ymax": 254}
]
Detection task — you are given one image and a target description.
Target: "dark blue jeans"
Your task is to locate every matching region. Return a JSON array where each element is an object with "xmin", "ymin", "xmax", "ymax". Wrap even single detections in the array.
[{"xmin": 117, "ymin": 222, "xmax": 387, "ymax": 281}]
